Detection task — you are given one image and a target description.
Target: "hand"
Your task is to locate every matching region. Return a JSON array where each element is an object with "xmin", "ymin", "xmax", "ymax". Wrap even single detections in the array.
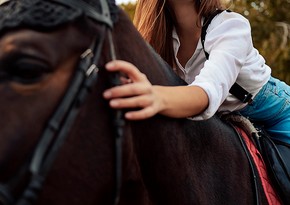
[
  {"xmin": 103, "ymin": 60, "xmax": 163, "ymax": 120},
  {"xmin": 103, "ymin": 61, "xmax": 209, "ymax": 120}
]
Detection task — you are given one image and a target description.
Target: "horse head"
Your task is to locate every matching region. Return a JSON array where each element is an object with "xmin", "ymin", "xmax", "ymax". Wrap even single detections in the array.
[{"xmin": 0, "ymin": 0, "xmax": 123, "ymax": 204}]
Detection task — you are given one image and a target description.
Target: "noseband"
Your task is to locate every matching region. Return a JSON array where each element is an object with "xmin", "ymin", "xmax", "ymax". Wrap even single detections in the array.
[{"xmin": 0, "ymin": 0, "xmax": 124, "ymax": 205}]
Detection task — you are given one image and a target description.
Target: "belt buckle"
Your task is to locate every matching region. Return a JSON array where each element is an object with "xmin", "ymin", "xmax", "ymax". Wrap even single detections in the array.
[{"xmin": 242, "ymin": 93, "xmax": 253, "ymax": 104}]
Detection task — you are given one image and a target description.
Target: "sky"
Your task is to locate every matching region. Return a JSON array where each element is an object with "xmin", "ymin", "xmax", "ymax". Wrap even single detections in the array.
[{"xmin": 116, "ymin": 0, "xmax": 136, "ymax": 4}]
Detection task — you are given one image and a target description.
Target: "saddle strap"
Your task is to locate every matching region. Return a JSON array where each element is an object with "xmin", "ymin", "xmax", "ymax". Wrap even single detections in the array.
[
  {"xmin": 235, "ymin": 126, "xmax": 283, "ymax": 205},
  {"xmin": 230, "ymin": 124, "xmax": 261, "ymax": 205}
]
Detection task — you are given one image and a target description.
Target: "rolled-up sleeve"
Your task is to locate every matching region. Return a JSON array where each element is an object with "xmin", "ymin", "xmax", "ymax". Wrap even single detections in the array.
[{"xmin": 189, "ymin": 12, "xmax": 252, "ymax": 120}]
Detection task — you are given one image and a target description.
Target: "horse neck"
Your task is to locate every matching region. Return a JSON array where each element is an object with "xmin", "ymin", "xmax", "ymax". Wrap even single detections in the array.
[{"xmin": 109, "ymin": 12, "xmax": 258, "ymax": 204}]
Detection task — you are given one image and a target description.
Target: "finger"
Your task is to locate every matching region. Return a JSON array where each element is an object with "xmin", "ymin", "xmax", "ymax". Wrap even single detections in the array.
[
  {"xmin": 103, "ymin": 82, "xmax": 151, "ymax": 99},
  {"xmin": 106, "ymin": 60, "xmax": 147, "ymax": 82},
  {"xmin": 124, "ymin": 106, "xmax": 156, "ymax": 120},
  {"xmin": 108, "ymin": 94, "xmax": 153, "ymax": 109}
]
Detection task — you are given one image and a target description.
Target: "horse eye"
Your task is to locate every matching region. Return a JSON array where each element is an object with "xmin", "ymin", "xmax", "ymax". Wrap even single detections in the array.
[{"xmin": 7, "ymin": 58, "xmax": 50, "ymax": 84}]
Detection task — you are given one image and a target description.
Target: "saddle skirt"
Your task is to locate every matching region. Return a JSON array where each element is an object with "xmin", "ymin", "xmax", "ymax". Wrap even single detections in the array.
[{"xmin": 223, "ymin": 114, "xmax": 282, "ymax": 205}]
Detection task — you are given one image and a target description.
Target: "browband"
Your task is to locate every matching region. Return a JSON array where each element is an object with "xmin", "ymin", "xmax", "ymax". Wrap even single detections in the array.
[{"xmin": 0, "ymin": 0, "xmax": 118, "ymax": 35}]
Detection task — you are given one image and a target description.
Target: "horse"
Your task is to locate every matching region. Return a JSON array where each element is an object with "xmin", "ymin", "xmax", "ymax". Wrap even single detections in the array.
[{"xmin": 0, "ymin": 0, "xmax": 276, "ymax": 204}]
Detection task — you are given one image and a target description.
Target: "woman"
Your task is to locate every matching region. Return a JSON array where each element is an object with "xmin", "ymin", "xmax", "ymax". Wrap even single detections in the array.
[{"xmin": 103, "ymin": 0, "xmax": 290, "ymax": 144}]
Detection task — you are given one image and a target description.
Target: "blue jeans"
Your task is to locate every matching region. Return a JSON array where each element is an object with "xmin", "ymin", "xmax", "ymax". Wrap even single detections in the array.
[{"xmin": 239, "ymin": 77, "xmax": 290, "ymax": 144}]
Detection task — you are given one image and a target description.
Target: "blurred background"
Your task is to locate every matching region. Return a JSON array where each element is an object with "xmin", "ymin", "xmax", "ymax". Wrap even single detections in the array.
[{"xmin": 116, "ymin": 0, "xmax": 290, "ymax": 83}]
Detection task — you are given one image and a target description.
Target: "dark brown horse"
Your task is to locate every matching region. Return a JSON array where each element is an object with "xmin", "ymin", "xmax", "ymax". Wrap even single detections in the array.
[{"xmin": 0, "ymin": 0, "xmax": 274, "ymax": 204}]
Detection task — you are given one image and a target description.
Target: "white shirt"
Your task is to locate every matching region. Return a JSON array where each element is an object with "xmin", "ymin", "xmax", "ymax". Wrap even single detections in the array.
[{"xmin": 172, "ymin": 11, "xmax": 271, "ymax": 120}]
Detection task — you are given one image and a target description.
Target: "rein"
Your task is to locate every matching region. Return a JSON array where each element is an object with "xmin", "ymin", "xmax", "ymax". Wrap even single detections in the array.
[{"xmin": 0, "ymin": 0, "xmax": 124, "ymax": 204}]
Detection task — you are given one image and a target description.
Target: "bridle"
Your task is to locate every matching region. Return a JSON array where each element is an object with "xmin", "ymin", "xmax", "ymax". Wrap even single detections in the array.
[{"xmin": 0, "ymin": 0, "xmax": 124, "ymax": 204}]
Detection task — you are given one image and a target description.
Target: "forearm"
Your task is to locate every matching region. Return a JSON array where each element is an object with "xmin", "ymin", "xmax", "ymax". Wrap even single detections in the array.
[{"xmin": 155, "ymin": 85, "xmax": 209, "ymax": 118}]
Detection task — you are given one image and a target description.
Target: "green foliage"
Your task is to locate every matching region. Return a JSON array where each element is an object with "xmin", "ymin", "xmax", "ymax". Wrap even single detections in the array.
[
  {"xmin": 118, "ymin": 2, "xmax": 136, "ymax": 20},
  {"xmin": 119, "ymin": 0, "xmax": 290, "ymax": 83},
  {"xmin": 229, "ymin": 0, "xmax": 290, "ymax": 83}
]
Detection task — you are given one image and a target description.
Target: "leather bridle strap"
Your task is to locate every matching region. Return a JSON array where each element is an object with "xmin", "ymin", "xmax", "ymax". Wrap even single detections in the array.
[
  {"xmin": 0, "ymin": 28, "xmax": 107, "ymax": 205},
  {"xmin": 15, "ymin": 26, "xmax": 107, "ymax": 205},
  {"xmin": 17, "ymin": 0, "xmax": 123, "ymax": 204},
  {"xmin": 107, "ymin": 30, "xmax": 124, "ymax": 205}
]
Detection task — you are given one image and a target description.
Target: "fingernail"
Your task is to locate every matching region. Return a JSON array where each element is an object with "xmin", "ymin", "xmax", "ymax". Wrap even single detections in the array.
[
  {"xmin": 110, "ymin": 100, "xmax": 119, "ymax": 106},
  {"xmin": 106, "ymin": 62, "xmax": 114, "ymax": 69},
  {"xmin": 103, "ymin": 91, "xmax": 111, "ymax": 98},
  {"xmin": 125, "ymin": 113, "xmax": 132, "ymax": 119}
]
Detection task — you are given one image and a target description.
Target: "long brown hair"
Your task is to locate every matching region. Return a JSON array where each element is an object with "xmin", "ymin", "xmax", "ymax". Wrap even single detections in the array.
[{"xmin": 133, "ymin": 0, "xmax": 223, "ymax": 67}]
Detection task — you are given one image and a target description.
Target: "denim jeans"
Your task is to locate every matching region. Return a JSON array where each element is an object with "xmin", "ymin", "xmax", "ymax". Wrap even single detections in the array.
[{"xmin": 239, "ymin": 76, "xmax": 290, "ymax": 144}]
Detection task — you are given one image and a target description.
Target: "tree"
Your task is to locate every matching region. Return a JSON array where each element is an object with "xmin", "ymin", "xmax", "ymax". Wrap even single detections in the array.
[{"xmin": 229, "ymin": 0, "xmax": 290, "ymax": 83}]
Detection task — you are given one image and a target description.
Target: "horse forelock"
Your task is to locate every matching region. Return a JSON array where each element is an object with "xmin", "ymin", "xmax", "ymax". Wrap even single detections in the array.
[{"xmin": 0, "ymin": 0, "xmax": 119, "ymax": 36}]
